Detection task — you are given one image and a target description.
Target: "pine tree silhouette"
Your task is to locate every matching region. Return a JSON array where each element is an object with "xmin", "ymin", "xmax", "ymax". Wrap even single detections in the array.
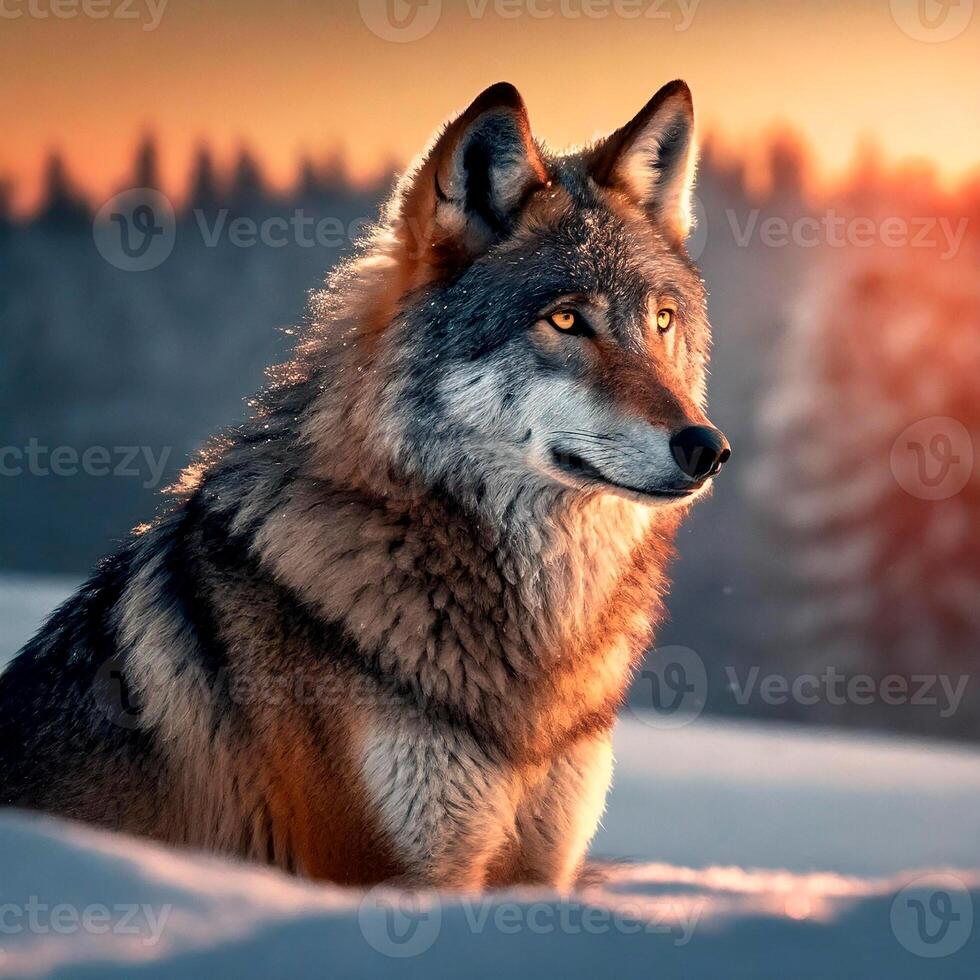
[
  {"xmin": 0, "ymin": 178, "xmax": 13, "ymax": 234},
  {"xmin": 34, "ymin": 152, "xmax": 90, "ymax": 230},
  {"xmin": 296, "ymin": 149, "xmax": 352, "ymax": 211},
  {"xmin": 767, "ymin": 130, "xmax": 808, "ymax": 203},
  {"xmin": 131, "ymin": 134, "xmax": 162, "ymax": 191},
  {"xmin": 187, "ymin": 144, "xmax": 223, "ymax": 217},
  {"xmin": 229, "ymin": 146, "xmax": 268, "ymax": 215},
  {"xmin": 697, "ymin": 134, "xmax": 750, "ymax": 203}
]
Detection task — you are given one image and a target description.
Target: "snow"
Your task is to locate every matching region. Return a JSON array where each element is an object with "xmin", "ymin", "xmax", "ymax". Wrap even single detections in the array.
[
  {"xmin": 2, "ymin": 577, "xmax": 979, "ymax": 978},
  {"xmin": 0, "ymin": 574, "xmax": 77, "ymax": 671},
  {"xmin": 602, "ymin": 714, "xmax": 980, "ymax": 875}
]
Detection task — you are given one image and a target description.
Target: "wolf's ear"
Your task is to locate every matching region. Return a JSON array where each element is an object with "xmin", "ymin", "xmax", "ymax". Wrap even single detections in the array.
[
  {"xmin": 588, "ymin": 80, "xmax": 697, "ymax": 244},
  {"xmin": 395, "ymin": 82, "xmax": 548, "ymax": 266}
]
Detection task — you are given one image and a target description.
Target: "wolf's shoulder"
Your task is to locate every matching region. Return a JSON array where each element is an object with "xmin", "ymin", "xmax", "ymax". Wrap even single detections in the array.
[{"xmin": 0, "ymin": 548, "xmax": 138, "ymax": 799}]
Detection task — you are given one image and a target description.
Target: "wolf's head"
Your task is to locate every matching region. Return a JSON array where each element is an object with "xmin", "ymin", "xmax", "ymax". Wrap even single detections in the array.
[{"xmin": 304, "ymin": 81, "xmax": 729, "ymax": 519}]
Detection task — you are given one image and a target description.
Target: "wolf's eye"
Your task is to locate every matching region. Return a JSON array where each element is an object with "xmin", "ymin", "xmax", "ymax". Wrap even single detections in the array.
[
  {"xmin": 656, "ymin": 309, "xmax": 675, "ymax": 332},
  {"xmin": 550, "ymin": 310, "xmax": 577, "ymax": 331},
  {"xmin": 542, "ymin": 306, "xmax": 595, "ymax": 338},
  {"xmin": 547, "ymin": 310, "xmax": 592, "ymax": 337}
]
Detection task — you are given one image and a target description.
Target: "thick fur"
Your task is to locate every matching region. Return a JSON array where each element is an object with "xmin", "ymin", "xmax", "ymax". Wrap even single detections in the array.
[{"xmin": 0, "ymin": 81, "xmax": 724, "ymax": 889}]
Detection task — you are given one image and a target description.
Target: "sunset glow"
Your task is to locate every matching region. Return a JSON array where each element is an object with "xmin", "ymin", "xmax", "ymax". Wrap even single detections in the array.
[{"xmin": 2, "ymin": 0, "xmax": 979, "ymax": 213}]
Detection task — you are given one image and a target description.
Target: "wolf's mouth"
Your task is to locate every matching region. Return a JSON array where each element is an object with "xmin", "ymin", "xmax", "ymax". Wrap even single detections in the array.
[{"xmin": 549, "ymin": 447, "xmax": 695, "ymax": 500}]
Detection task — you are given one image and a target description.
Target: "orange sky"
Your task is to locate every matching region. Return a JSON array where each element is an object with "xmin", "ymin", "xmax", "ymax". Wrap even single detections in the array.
[{"xmin": 2, "ymin": 0, "xmax": 978, "ymax": 212}]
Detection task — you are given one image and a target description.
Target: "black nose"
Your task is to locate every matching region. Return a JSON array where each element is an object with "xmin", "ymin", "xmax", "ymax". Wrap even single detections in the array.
[{"xmin": 669, "ymin": 426, "xmax": 731, "ymax": 480}]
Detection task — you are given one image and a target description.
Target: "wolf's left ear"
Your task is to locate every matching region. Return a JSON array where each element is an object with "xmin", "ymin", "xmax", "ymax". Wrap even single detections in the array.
[
  {"xmin": 395, "ymin": 82, "xmax": 548, "ymax": 266},
  {"xmin": 588, "ymin": 80, "xmax": 697, "ymax": 244}
]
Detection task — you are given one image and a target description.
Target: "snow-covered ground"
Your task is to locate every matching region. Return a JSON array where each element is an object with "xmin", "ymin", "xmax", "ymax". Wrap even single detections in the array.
[{"xmin": 2, "ymin": 574, "xmax": 979, "ymax": 978}]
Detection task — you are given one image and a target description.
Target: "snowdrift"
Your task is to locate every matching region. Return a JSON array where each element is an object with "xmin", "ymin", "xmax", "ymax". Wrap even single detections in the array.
[{"xmin": 2, "ymin": 715, "xmax": 979, "ymax": 978}]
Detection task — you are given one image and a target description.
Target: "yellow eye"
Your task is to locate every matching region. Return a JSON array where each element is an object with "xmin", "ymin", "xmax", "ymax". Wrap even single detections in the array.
[
  {"xmin": 549, "ymin": 310, "xmax": 577, "ymax": 331},
  {"xmin": 656, "ymin": 308, "xmax": 675, "ymax": 332}
]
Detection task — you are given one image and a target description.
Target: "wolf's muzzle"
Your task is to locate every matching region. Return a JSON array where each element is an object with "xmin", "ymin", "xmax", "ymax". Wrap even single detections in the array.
[{"xmin": 669, "ymin": 426, "xmax": 731, "ymax": 481}]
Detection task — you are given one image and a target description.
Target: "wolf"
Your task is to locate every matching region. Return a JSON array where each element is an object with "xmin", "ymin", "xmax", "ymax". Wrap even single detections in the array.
[{"xmin": 0, "ymin": 80, "xmax": 729, "ymax": 889}]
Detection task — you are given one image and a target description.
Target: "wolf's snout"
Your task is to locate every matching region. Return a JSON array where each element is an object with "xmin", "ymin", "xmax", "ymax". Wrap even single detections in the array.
[{"xmin": 670, "ymin": 426, "xmax": 731, "ymax": 481}]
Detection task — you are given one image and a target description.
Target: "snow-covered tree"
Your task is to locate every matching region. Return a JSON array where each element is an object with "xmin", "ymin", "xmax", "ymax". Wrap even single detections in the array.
[{"xmin": 752, "ymin": 239, "xmax": 980, "ymax": 736}]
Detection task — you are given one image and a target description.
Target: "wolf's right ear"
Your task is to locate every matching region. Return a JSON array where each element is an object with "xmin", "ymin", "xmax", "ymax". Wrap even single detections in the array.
[
  {"xmin": 393, "ymin": 83, "xmax": 548, "ymax": 274},
  {"xmin": 588, "ymin": 80, "xmax": 697, "ymax": 245}
]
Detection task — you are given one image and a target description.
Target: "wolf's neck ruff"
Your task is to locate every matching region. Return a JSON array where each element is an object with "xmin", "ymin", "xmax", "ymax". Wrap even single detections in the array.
[{"xmin": 243, "ymin": 457, "xmax": 676, "ymax": 761}]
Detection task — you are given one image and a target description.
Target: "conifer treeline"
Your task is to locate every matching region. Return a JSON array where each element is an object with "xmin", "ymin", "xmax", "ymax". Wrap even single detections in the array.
[
  {"xmin": 2, "ymin": 137, "xmax": 396, "ymax": 230},
  {"xmin": 5, "ymin": 130, "xmax": 976, "ymax": 232}
]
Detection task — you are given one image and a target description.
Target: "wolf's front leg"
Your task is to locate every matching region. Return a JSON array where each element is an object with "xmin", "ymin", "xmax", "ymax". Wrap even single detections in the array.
[
  {"xmin": 359, "ymin": 713, "xmax": 522, "ymax": 889},
  {"xmin": 489, "ymin": 731, "xmax": 614, "ymax": 891}
]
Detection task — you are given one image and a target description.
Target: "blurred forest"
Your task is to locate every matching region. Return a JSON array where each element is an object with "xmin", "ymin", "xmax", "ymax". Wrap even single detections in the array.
[{"xmin": 1, "ymin": 135, "xmax": 978, "ymax": 741}]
